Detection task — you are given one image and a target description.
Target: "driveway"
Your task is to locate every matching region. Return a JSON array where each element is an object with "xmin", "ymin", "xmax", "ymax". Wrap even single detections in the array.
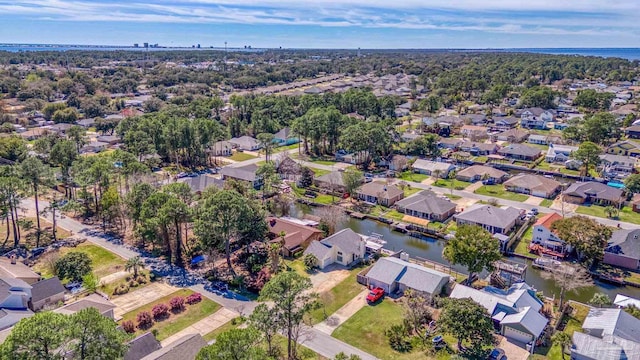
[
  {"xmin": 524, "ymin": 196, "xmax": 543, "ymax": 206},
  {"xmin": 112, "ymin": 282, "xmax": 178, "ymax": 319},
  {"xmin": 309, "ymin": 265, "xmax": 350, "ymax": 293},
  {"xmin": 497, "ymin": 336, "xmax": 531, "ymax": 360},
  {"xmin": 314, "ymin": 289, "xmax": 368, "ymax": 335},
  {"xmin": 160, "ymin": 307, "xmax": 237, "ymax": 346}
]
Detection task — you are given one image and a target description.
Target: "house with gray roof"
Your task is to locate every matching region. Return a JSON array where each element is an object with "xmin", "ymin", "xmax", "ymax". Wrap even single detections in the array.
[
  {"xmin": 450, "ymin": 283, "xmax": 548, "ymax": 349},
  {"xmin": 0, "ymin": 308, "xmax": 34, "ymax": 331},
  {"xmin": 177, "ymin": 174, "xmax": 224, "ymax": 194},
  {"xmin": 454, "ymin": 204, "xmax": 521, "ymax": 234},
  {"xmin": 504, "ymin": 174, "xmax": 561, "ymax": 198},
  {"xmin": 314, "ymin": 171, "xmax": 346, "ymax": 193},
  {"xmin": 140, "ymin": 333, "xmax": 207, "ymax": 360},
  {"xmin": 493, "ymin": 117, "xmax": 519, "ymax": 131},
  {"xmin": 545, "ymin": 144, "xmax": 578, "ymax": 163},
  {"xmin": 220, "ymin": 164, "xmax": 263, "ymax": 189},
  {"xmin": 564, "ymin": 182, "xmax": 624, "ymax": 206},
  {"xmin": 55, "ymin": 293, "xmax": 116, "ymax": 319},
  {"xmin": 604, "ymin": 229, "xmax": 640, "ymax": 271},
  {"xmin": 363, "ymin": 256, "xmax": 450, "ymax": 297},
  {"xmin": 210, "ymin": 140, "xmax": 233, "ymax": 156},
  {"xmin": 356, "ymin": 182, "xmax": 404, "ymax": 206},
  {"xmin": 30, "ymin": 276, "xmax": 65, "ymax": 311},
  {"xmin": 273, "ymin": 127, "xmax": 298, "ymax": 146},
  {"xmin": 456, "ymin": 165, "xmax": 508, "ymax": 183},
  {"xmin": 395, "ymin": 190, "xmax": 456, "ymax": 222},
  {"xmin": 304, "ymin": 228, "xmax": 366, "ymax": 270},
  {"xmin": 229, "ymin": 136, "xmax": 261, "ymax": 151},
  {"xmin": 412, "ymin": 159, "xmax": 455, "ymax": 178},
  {"xmin": 498, "ymin": 144, "xmax": 542, "ymax": 161},
  {"xmin": 497, "ymin": 128, "xmax": 530, "ymax": 143},
  {"xmin": 125, "ymin": 332, "xmax": 162, "ymax": 360},
  {"xmin": 572, "ymin": 308, "xmax": 640, "ymax": 360},
  {"xmin": 458, "ymin": 141, "xmax": 499, "ymax": 156}
]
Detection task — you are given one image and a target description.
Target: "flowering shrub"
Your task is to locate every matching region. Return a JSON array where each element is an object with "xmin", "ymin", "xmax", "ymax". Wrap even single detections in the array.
[
  {"xmin": 136, "ymin": 311, "xmax": 153, "ymax": 329},
  {"xmin": 186, "ymin": 292, "xmax": 202, "ymax": 304},
  {"xmin": 169, "ymin": 296, "xmax": 185, "ymax": 312},
  {"xmin": 121, "ymin": 320, "xmax": 135, "ymax": 333},
  {"xmin": 152, "ymin": 303, "xmax": 169, "ymax": 320}
]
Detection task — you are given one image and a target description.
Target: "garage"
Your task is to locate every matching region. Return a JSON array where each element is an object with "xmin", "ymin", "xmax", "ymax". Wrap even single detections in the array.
[{"xmin": 503, "ymin": 326, "xmax": 532, "ymax": 344}]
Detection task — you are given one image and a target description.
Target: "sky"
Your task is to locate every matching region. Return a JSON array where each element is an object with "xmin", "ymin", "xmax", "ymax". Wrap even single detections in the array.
[{"xmin": 1, "ymin": 0, "xmax": 640, "ymax": 49}]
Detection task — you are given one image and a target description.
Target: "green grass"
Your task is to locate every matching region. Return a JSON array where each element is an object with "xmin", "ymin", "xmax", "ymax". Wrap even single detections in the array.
[
  {"xmin": 443, "ymin": 194, "xmax": 462, "ymax": 200},
  {"xmin": 474, "ymin": 184, "xmax": 529, "ymax": 202},
  {"xmin": 398, "ymin": 171, "xmax": 429, "ymax": 183},
  {"xmin": 332, "ymin": 299, "xmax": 426, "ymax": 360},
  {"xmin": 385, "ymin": 210, "xmax": 406, "ymax": 221},
  {"xmin": 34, "ymin": 243, "xmax": 126, "ymax": 279},
  {"xmin": 285, "ymin": 259, "xmax": 311, "ymax": 278},
  {"xmin": 310, "ymin": 168, "xmax": 330, "ymax": 177},
  {"xmin": 314, "ymin": 194, "xmax": 337, "ymax": 205},
  {"xmin": 539, "ymin": 302, "xmax": 590, "ymax": 360},
  {"xmin": 540, "ymin": 199, "xmax": 553, "ymax": 208},
  {"xmin": 229, "ymin": 152, "xmax": 258, "ymax": 161},
  {"xmin": 202, "ymin": 317, "xmax": 242, "ymax": 342},
  {"xmin": 312, "ymin": 159, "xmax": 339, "ymax": 166},
  {"xmin": 309, "ymin": 267, "xmax": 366, "ymax": 324},
  {"xmin": 432, "ymin": 178, "xmax": 470, "ymax": 191},
  {"xmin": 118, "ymin": 289, "xmax": 220, "ymax": 341},
  {"xmin": 576, "ymin": 205, "xmax": 640, "ymax": 225},
  {"xmin": 99, "ymin": 270, "xmax": 152, "ymax": 297},
  {"xmin": 274, "ymin": 143, "xmax": 300, "ymax": 152},
  {"xmin": 513, "ymin": 225, "xmax": 536, "ymax": 257},
  {"xmin": 403, "ymin": 186, "xmax": 421, "ymax": 197}
]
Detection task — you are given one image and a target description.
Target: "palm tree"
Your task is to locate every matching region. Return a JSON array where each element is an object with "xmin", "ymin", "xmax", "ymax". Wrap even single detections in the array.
[
  {"xmin": 125, "ymin": 256, "xmax": 145, "ymax": 278},
  {"xmin": 431, "ymin": 169, "xmax": 442, "ymax": 186},
  {"xmin": 589, "ymin": 292, "xmax": 612, "ymax": 308},
  {"xmin": 604, "ymin": 205, "xmax": 619, "ymax": 219}
]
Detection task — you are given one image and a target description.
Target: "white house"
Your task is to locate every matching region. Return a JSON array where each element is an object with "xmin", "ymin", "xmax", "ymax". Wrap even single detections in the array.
[
  {"xmin": 531, "ymin": 213, "xmax": 571, "ymax": 255},
  {"xmin": 411, "ymin": 159, "xmax": 455, "ymax": 178},
  {"xmin": 229, "ymin": 136, "xmax": 262, "ymax": 151},
  {"xmin": 546, "ymin": 144, "xmax": 578, "ymax": 163},
  {"xmin": 304, "ymin": 229, "xmax": 366, "ymax": 270}
]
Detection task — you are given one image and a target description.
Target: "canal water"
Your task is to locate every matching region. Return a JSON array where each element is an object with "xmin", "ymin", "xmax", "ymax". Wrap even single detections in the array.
[{"xmin": 292, "ymin": 204, "xmax": 640, "ymax": 304}]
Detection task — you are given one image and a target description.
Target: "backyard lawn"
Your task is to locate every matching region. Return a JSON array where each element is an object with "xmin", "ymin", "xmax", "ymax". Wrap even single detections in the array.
[
  {"xmin": 398, "ymin": 171, "xmax": 429, "ymax": 183},
  {"xmin": 34, "ymin": 242, "xmax": 126, "ymax": 279},
  {"xmin": 533, "ymin": 302, "xmax": 590, "ymax": 360},
  {"xmin": 474, "ymin": 185, "xmax": 529, "ymax": 202},
  {"xmin": 431, "ymin": 178, "xmax": 470, "ymax": 191},
  {"xmin": 308, "ymin": 267, "xmax": 366, "ymax": 324},
  {"xmin": 576, "ymin": 205, "xmax": 640, "ymax": 225},
  {"xmin": 313, "ymin": 194, "xmax": 337, "ymax": 205},
  {"xmin": 119, "ymin": 289, "xmax": 220, "ymax": 341},
  {"xmin": 332, "ymin": 299, "xmax": 441, "ymax": 360},
  {"xmin": 229, "ymin": 152, "xmax": 257, "ymax": 162},
  {"xmin": 512, "ymin": 225, "xmax": 537, "ymax": 258}
]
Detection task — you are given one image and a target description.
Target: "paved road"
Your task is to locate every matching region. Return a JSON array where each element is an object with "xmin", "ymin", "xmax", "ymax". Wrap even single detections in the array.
[{"xmin": 21, "ymin": 198, "xmax": 377, "ymax": 360}]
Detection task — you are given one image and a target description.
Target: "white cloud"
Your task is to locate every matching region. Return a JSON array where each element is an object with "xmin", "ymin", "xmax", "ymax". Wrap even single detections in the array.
[{"xmin": 0, "ymin": 0, "xmax": 639, "ymax": 38}]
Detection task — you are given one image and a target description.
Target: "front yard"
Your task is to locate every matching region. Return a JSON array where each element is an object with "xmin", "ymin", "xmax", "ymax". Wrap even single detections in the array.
[
  {"xmin": 308, "ymin": 266, "xmax": 366, "ymax": 324},
  {"xmin": 34, "ymin": 242, "xmax": 126, "ymax": 279},
  {"xmin": 576, "ymin": 205, "xmax": 640, "ymax": 225},
  {"xmin": 474, "ymin": 184, "xmax": 529, "ymax": 202},
  {"xmin": 229, "ymin": 152, "xmax": 258, "ymax": 162},
  {"xmin": 118, "ymin": 289, "xmax": 220, "ymax": 341},
  {"xmin": 398, "ymin": 171, "xmax": 429, "ymax": 183},
  {"xmin": 431, "ymin": 178, "xmax": 470, "ymax": 191}
]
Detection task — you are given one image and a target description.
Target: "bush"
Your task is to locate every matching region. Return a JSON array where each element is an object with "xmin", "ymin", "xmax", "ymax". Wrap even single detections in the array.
[
  {"xmin": 385, "ymin": 324, "xmax": 412, "ymax": 353},
  {"xmin": 54, "ymin": 252, "xmax": 92, "ymax": 282},
  {"xmin": 136, "ymin": 275, "xmax": 148, "ymax": 284},
  {"xmin": 186, "ymin": 292, "xmax": 202, "ymax": 304},
  {"xmin": 169, "ymin": 297, "xmax": 185, "ymax": 312},
  {"xmin": 121, "ymin": 320, "xmax": 135, "ymax": 333},
  {"xmin": 128, "ymin": 280, "xmax": 139, "ymax": 288},
  {"xmin": 303, "ymin": 253, "xmax": 318, "ymax": 271},
  {"xmin": 136, "ymin": 311, "xmax": 153, "ymax": 329},
  {"xmin": 113, "ymin": 284, "xmax": 130, "ymax": 295},
  {"xmin": 151, "ymin": 304, "xmax": 169, "ymax": 320}
]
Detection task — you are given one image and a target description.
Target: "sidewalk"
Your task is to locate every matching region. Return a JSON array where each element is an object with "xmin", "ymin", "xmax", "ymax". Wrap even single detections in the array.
[
  {"xmin": 314, "ymin": 289, "xmax": 368, "ymax": 335},
  {"xmin": 160, "ymin": 307, "xmax": 237, "ymax": 346},
  {"xmin": 100, "ymin": 270, "xmax": 129, "ymax": 285}
]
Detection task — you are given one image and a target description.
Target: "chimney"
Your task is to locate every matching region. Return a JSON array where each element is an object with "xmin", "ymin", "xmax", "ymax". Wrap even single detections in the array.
[{"xmin": 10, "ymin": 255, "xmax": 16, "ymax": 264}]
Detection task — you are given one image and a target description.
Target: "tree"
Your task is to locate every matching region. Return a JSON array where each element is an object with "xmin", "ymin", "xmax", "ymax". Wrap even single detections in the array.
[
  {"xmin": 406, "ymin": 134, "xmax": 440, "ymax": 158},
  {"xmin": 54, "ymin": 252, "xmax": 92, "ymax": 282},
  {"xmin": 257, "ymin": 133, "xmax": 275, "ymax": 163},
  {"xmin": 256, "ymin": 162, "xmax": 280, "ymax": 199},
  {"xmin": 519, "ymin": 86, "xmax": 556, "ymax": 109},
  {"xmin": 49, "ymin": 140, "xmax": 78, "ymax": 198},
  {"xmin": 68, "ymin": 308, "xmax": 127, "ymax": 360},
  {"xmin": 196, "ymin": 327, "xmax": 267, "ymax": 360},
  {"xmin": 539, "ymin": 264, "xmax": 592, "ymax": 309},
  {"xmin": 67, "ymin": 125, "xmax": 87, "ymax": 153},
  {"xmin": 52, "ymin": 107, "xmax": 79, "ymax": 124},
  {"xmin": 0, "ymin": 311, "xmax": 70, "ymax": 359},
  {"xmin": 625, "ymin": 304, "xmax": 640, "ymax": 319},
  {"xmin": 249, "ymin": 303, "xmax": 280, "ymax": 357},
  {"xmin": 342, "ymin": 169, "xmax": 363, "ymax": 199},
  {"xmin": 194, "ymin": 190, "xmax": 266, "ymax": 277},
  {"xmin": 82, "ymin": 273, "xmax": 99, "ymax": 293},
  {"xmin": 19, "ymin": 156, "xmax": 53, "ymax": 247},
  {"xmin": 315, "ymin": 206, "xmax": 346, "ymax": 236},
  {"xmin": 443, "ymin": 225, "xmax": 501, "ymax": 285},
  {"xmin": 581, "ymin": 113, "xmax": 621, "ymax": 145},
  {"xmin": 259, "ymin": 272, "xmax": 319, "ymax": 360},
  {"xmin": 604, "ymin": 205, "xmax": 619, "ymax": 219},
  {"xmin": 303, "ymin": 253, "xmax": 318, "ymax": 270},
  {"xmin": 439, "ymin": 298, "xmax": 494, "ymax": 352},
  {"xmin": 402, "ymin": 289, "xmax": 433, "ymax": 341},
  {"xmin": 624, "ymin": 174, "xmax": 640, "ymax": 194},
  {"xmin": 552, "ymin": 216, "xmax": 612, "ymax": 265},
  {"xmin": 551, "ymin": 331, "xmax": 572, "ymax": 359},
  {"xmin": 589, "ymin": 293, "xmax": 612, "ymax": 308},
  {"xmin": 125, "ymin": 256, "xmax": 145, "ymax": 278},
  {"xmin": 573, "ymin": 89, "xmax": 615, "ymax": 111},
  {"xmin": 299, "ymin": 167, "xmax": 314, "ymax": 188},
  {"xmin": 573, "ymin": 141, "xmax": 602, "ymax": 177}
]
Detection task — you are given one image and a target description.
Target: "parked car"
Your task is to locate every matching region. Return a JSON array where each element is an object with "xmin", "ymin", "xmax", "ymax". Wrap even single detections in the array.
[
  {"xmin": 366, "ymin": 287, "xmax": 385, "ymax": 303},
  {"xmin": 530, "ymin": 208, "xmax": 539, "ymax": 215},
  {"xmin": 488, "ymin": 348, "xmax": 506, "ymax": 360}
]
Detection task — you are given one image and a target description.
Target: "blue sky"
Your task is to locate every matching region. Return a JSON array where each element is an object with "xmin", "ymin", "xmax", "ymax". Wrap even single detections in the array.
[{"xmin": 1, "ymin": 0, "xmax": 639, "ymax": 48}]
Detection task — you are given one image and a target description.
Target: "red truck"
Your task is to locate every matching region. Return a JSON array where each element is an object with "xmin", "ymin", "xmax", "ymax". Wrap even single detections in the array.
[{"xmin": 366, "ymin": 287, "xmax": 385, "ymax": 303}]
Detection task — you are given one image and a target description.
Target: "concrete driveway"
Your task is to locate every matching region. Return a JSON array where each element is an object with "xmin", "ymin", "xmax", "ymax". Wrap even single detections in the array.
[
  {"xmin": 309, "ymin": 265, "xmax": 350, "ymax": 293},
  {"xmin": 161, "ymin": 307, "xmax": 237, "ymax": 346},
  {"xmin": 497, "ymin": 336, "xmax": 532, "ymax": 360},
  {"xmin": 112, "ymin": 282, "xmax": 178, "ymax": 319}
]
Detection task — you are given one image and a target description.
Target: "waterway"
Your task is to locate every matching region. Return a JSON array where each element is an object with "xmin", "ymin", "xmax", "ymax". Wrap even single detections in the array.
[{"xmin": 292, "ymin": 204, "xmax": 640, "ymax": 304}]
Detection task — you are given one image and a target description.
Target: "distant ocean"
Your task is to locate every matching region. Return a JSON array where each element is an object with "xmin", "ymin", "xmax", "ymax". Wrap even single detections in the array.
[{"xmin": 1, "ymin": 44, "xmax": 640, "ymax": 61}]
